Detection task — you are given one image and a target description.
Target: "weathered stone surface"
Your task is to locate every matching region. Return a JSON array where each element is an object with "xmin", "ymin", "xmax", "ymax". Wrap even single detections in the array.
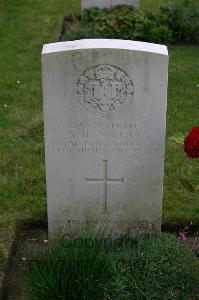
[
  {"xmin": 111, "ymin": 0, "xmax": 139, "ymax": 8},
  {"xmin": 42, "ymin": 39, "xmax": 168, "ymax": 240},
  {"xmin": 81, "ymin": 0, "xmax": 139, "ymax": 10},
  {"xmin": 82, "ymin": 0, "xmax": 111, "ymax": 9}
]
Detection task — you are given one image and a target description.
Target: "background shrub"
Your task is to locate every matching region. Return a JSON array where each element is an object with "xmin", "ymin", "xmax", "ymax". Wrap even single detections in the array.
[{"xmin": 64, "ymin": 1, "xmax": 199, "ymax": 44}]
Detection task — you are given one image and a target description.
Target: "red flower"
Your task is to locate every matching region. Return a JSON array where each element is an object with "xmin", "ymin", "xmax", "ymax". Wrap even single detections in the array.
[{"xmin": 184, "ymin": 126, "xmax": 199, "ymax": 158}]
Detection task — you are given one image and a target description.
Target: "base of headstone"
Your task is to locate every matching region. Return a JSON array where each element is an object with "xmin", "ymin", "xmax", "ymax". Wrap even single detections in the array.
[{"xmin": 49, "ymin": 216, "xmax": 161, "ymax": 241}]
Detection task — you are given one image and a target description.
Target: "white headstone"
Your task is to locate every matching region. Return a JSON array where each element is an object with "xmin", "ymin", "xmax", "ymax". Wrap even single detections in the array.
[
  {"xmin": 81, "ymin": 0, "xmax": 139, "ymax": 10},
  {"xmin": 82, "ymin": 0, "xmax": 111, "ymax": 9},
  {"xmin": 42, "ymin": 39, "xmax": 168, "ymax": 240}
]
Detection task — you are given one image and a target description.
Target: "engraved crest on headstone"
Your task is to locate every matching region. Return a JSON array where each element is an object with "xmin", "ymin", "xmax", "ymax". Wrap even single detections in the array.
[{"xmin": 76, "ymin": 64, "xmax": 134, "ymax": 116}]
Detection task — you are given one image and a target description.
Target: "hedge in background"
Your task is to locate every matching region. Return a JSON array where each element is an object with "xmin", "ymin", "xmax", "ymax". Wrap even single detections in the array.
[{"xmin": 64, "ymin": 1, "xmax": 199, "ymax": 44}]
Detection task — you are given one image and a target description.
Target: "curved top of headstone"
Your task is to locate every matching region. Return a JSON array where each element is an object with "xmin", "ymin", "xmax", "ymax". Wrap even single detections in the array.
[{"xmin": 42, "ymin": 39, "xmax": 168, "ymax": 56}]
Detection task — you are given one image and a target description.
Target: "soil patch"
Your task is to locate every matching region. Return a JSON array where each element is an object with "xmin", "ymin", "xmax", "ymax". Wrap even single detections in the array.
[{"xmin": 2, "ymin": 224, "xmax": 47, "ymax": 300}]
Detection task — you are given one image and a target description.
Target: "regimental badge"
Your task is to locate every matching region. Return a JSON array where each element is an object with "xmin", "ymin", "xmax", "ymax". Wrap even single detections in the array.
[{"xmin": 76, "ymin": 64, "xmax": 134, "ymax": 117}]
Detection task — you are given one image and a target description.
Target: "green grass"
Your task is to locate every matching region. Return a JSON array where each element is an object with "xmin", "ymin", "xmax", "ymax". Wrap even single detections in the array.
[
  {"xmin": 27, "ymin": 232, "xmax": 199, "ymax": 300},
  {"xmin": 164, "ymin": 46, "xmax": 199, "ymax": 222},
  {"xmin": 0, "ymin": 0, "xmax": 80, "ymax": 285},
  {"xmin": 141, "ymin": 0, "xmax": 198, "ymax": 12},
  {"xmin": 0, "ymin": 0, "xmax": 198, "ymax": 291},
  {"xmin": 141, "ymin": 0, "xmax": 165, "ymax": 11}
]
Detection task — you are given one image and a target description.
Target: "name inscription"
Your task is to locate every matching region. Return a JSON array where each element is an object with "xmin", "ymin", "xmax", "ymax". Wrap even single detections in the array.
[{"xmin": 50, "ymin": 121, "xmax": 162, "ymax": 155}]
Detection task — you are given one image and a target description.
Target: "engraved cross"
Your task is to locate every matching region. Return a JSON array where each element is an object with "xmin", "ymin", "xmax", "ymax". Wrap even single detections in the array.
[{"xmin": 85, "ymin": 160, "xmax": 124, "ymax": 213}]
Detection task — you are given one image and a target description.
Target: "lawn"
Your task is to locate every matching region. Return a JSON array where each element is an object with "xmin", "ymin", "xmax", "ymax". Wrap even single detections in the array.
[
  {"xmin": 0, "ymin": 0, "xmax": 80, "ymax": 286},
  {"xmin": 0, "ymin": 0, "xmax": 198, "ymax": 291}
]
